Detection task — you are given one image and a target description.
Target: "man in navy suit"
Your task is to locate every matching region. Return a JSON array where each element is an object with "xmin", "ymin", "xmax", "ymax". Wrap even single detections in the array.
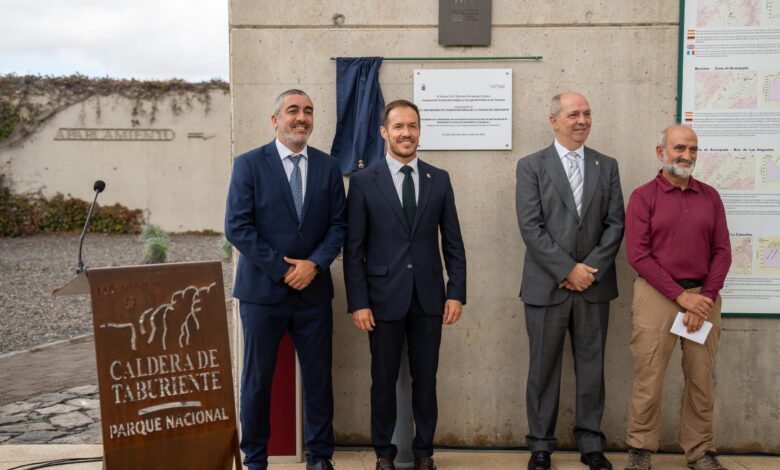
[
  {"xmin": 225, "ymin": 89, "xmax": 346, "ymax": 470},
  {"xmin": 344, "ymin": 99, "xmax": 467, "ymax": 470}
]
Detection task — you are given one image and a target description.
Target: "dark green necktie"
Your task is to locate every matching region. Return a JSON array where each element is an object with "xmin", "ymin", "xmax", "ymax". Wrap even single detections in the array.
[{"xmin": 400, "ymin": 165, "xmax": 416, "ymax": 227}]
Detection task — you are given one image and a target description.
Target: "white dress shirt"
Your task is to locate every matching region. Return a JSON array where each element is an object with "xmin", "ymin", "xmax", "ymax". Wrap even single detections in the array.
[
  {"xmin": 276, "ymin": 139, "xmax": 308, "ymax": 200},
  {"xmin": 385, "ymin": 153, "xmax": 419, "ymax": 204},
  {"xmin": 555, "ymin": 139, "xmax": 585, "ymax": 178},
  {"xmin": 554, "ymin": 139, "xmax": 585, "ymax": 177}
]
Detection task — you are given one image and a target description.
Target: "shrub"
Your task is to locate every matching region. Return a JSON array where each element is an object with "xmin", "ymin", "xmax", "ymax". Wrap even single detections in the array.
[
  {"xmin": 220, "ymin": 236, "xmax": 233, "ymax": 260},
  {"xmin": 139, "ymin": 224, "xmax": 168, "ymax": 242},
  {"xmin": 140, "ymin": 224, "xmax": 169, "ymax": 264},
  {"xmin": 144, "ymin": 237, "xmax": 169, "ymax": 264},
  {"xmin": 0, "ymin": 175, "xmax": 144, "ymax": 236},
  {"xmin": 0, "ymin": 101, "xmax": 19, "ymax": 141}
]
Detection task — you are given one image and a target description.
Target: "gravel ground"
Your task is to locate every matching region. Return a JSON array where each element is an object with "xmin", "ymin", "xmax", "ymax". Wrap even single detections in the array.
[{"xmin": 0, "ymin": 234, "xmax": 233, "ymax": 355}]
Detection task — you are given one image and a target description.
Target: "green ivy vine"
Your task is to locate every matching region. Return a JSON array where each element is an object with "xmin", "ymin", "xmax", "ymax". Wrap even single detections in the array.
[{"xmin": 0, "ymin": 74, "xmax": 229, "ymax": 148}]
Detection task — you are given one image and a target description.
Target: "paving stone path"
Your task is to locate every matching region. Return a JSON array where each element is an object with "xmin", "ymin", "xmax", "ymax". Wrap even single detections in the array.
[
  {"xmin": 0, "ymin": 304, "xmax": 236, "ymax": 447},
  {"xmin": 0, "ymin": 385, "xmax": 103, "ymax": 445}
]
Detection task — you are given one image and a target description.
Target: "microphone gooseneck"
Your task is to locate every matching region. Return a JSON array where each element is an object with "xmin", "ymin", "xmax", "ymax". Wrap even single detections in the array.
[{"xmin": 76, "ymin": 180, "xmax": 106, "ymax": 274}]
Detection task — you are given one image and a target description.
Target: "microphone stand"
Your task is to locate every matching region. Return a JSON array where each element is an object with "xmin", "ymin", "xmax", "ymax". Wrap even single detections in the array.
[{"xmin": 76, "ymin": 183, "xmax": 104, "ymax": 274}]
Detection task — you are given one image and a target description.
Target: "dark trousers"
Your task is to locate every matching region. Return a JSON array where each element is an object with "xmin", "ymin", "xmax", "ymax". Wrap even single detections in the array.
[
  {"xmin": 524, "ymin": 294, "xmax": 609, "ymax": 454},
  {"xmin": 239, "ymin": 292, "xmax": 335, "ymax": 470},
  {"xmin": 369, "ymin": 293, "xmax": 443, "ymax": 460}
]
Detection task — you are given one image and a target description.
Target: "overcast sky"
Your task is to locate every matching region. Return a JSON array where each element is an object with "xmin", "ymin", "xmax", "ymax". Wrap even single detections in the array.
[{"xmin": 0, "ymin": 0, "xmax": 229, "ymax": 82}]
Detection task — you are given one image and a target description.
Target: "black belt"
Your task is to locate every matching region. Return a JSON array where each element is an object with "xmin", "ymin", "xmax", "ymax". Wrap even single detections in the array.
[{"xmin": 676, "ymin": 279, "xmax": 703, "ymax": 289}]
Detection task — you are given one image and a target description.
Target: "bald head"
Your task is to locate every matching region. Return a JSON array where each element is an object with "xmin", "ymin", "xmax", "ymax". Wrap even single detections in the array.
[
  {"xmin": 549, "ymin": 92, "xmax": 592, "ymax": 150},
  {"xmin": 550, "ymin": 92, "xmax": 588, "ymax": 117},
  {"xmin": 658, "ymin": 124, "xmax": 696, "ymax": 147}
]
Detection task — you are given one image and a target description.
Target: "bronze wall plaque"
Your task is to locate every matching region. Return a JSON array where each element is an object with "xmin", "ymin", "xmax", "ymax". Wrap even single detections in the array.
[
  {"xmin": 438, "ymin": 0, "xmax": 492, "ymax": 46},
  {"xmin": 88, "ymin": 261, "xmax": 239, "ymax": 469}
]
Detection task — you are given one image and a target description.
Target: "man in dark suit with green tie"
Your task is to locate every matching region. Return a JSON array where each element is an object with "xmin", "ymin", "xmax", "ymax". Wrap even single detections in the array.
[{"xmin": 344, "ymin": 99, "xmax": 467, "ymax": 470}]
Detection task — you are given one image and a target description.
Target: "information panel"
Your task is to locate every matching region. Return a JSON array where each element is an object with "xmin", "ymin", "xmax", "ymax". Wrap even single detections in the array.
[
  {"xmin": 680, "ymin": 0, "xmax": 780, "ymax": 315},
  {"xmin": 414, "ymin": 69, "xmax": 512, "ymax": 151}
]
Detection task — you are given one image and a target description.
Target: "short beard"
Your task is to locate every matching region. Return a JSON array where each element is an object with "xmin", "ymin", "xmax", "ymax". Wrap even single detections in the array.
[
  {"xmin": 281, "ymin": 129, "xmax": 310, "ymax": 148},
  {"xmin": 663, "ymin": 161, "xmax": 695, "ymax": 178},
  {"xmin": 388, "ymin": 142, "xmax": 417, "ymax": 160}
]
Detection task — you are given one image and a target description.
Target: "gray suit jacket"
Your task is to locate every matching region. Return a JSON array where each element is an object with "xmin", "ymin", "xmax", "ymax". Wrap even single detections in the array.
[{"xmin": 515, "ymin": 143, "xmax": 625, "ymax": 306}]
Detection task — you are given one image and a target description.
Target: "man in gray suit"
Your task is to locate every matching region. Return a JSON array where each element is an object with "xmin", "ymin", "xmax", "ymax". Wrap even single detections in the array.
[{"xmin": 516, "ymin": 92, "xmax": 625, "ymax": 470}]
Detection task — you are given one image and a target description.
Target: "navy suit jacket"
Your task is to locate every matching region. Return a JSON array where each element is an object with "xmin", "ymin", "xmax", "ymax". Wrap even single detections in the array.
[
  {"xmin": 225, "ymin": 140, "xmax": 347, "ymax": 305},
  {"xmin": 344, "ymin": 158, "xmax": 467, "ymax": 321}
]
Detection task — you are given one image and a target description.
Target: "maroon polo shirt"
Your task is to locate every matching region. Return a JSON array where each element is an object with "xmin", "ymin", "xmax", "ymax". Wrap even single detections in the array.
[{"xmin": 625, "ymin": 171, "xmax": 731, "ymax": 301}]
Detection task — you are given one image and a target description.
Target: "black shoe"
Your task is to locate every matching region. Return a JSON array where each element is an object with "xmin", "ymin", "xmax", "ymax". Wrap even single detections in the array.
[
  {"xmin": 376, "ymin": 458, "xmax": 396, "ymax": 470},
  {"xmin": 580, "ymin": 452, "xmax": 613, "ymax": 470},
  {"xmin": 306, "ymin": 459, "xmax": 335, "ymax": 470},
  {"xmin": 528, "ymin": 451, "xmax": 551, "ymax": 470},
  {"xmin": 414, "ymin": 456, "xmax": 436, "ymax": 470}
]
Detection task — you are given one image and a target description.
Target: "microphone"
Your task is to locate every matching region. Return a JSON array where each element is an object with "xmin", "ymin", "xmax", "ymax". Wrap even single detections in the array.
[{"xmin": 76, "ymin": 180, "xmax": 106, "ymax": 274}]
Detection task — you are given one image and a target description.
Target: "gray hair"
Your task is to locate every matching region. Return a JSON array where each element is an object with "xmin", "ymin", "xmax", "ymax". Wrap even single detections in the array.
[
  {"xmin": 657, "ymin": 129, "xmax": 667, "ymax": 147},
  {"xmin": 549, "ymin": 94, "xmax": 563, "ymax": 117},
  {"xmin": 658, "ymin": 124, "xmax": 695, "ymax": 147},
  {"xmin": 273, "ymin": 89, "xmax": 310, "ymax": 116}
]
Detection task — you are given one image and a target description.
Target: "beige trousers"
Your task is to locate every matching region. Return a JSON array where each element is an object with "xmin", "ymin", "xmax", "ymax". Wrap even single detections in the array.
[{"xmin": 626, "ymin": 277, "xmax": 722, "ymax": 462}]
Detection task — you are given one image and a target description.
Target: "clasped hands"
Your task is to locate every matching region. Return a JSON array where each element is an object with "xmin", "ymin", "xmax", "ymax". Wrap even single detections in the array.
[
  {"xmin": 676, "ymin": 291, "xmax": 714, "ymax": 333},
  {"xmin": 283, "ymin": 257, "xmax": 317, "ymax": 290},
  {"xmin": 559, "ymin": 263, "xmax": 598, "ymax": 292},
  {"xmin": 352, "ymin": 299, "xmax": 463, "ymax": 332}
]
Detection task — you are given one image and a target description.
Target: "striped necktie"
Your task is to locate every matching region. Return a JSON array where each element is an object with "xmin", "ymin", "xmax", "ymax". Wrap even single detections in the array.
[{"xmin": 565, "ymin": 151, "xmax": 583, "ymax": 215}]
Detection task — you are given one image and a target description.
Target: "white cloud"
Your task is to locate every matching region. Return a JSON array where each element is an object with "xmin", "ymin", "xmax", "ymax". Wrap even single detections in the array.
[{"xmin": 0, "ymin": 0, "xmax": 228, "ymax": 81}]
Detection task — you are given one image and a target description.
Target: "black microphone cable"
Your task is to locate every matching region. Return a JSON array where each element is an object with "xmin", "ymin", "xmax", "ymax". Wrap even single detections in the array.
[
  {"xmin": 76, "ymin": 180, "xmax": 106, "ymax": 274},
  {"xmin": 7, "ymin": 456, "xmax": 103, "ymax": 469}
]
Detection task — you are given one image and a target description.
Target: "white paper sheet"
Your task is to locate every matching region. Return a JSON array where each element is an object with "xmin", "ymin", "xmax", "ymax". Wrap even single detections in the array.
[{"xmin": 670, "ymin": 312, "xmax": 712, "ymax": 345}]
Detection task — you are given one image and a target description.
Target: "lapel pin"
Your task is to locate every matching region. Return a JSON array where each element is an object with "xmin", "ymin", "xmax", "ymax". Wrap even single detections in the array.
[
  {"xmin": 426, "ymin": 173, "xmax": 431, "ymax": 179},
  {"xmin": 595, "ymin": 160, "xmax": 600, "ymax": 165}
]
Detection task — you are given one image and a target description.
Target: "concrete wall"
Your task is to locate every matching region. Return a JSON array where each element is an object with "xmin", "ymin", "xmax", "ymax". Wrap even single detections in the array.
[
  {"xmin": 2, "ymin": 92, "xmax": 231, "ymax": 232},
  {"xmin": 229, "ymin": 1, "xmax": 780, "ymax": 452}
]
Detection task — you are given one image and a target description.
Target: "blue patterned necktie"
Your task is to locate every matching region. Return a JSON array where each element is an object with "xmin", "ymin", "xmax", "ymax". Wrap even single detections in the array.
[{"xmin": 289, "ymin": 154, "xmax": 303, "ymax": 220}]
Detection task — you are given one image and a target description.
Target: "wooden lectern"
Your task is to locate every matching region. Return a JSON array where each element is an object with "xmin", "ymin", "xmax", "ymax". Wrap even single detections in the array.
[{"xmin": 55, "ymin": 261, "xmax": 241, "ymax": 469}]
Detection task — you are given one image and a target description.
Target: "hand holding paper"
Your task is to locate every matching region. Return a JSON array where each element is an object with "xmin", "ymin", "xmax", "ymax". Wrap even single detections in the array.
[
  {"xmin": 671, "ymin": 312, "xmax": 713, "ymax": 345},
  {"xmin": 683, "ymin": 311, "xmax": 704, "ymax": 333}
]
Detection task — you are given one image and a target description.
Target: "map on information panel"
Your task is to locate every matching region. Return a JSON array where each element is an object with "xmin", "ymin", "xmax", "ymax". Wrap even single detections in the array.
[
  {"xmin": 696, "ymin": 152, "xmax": 755, "ymax": 190},
  {"xmin": 729, "ymin": 236, "xmax": 753, "ymax": 275},
  {"xmin": 697, "ymin": 0, "xmax": 761, "ymax": 27},
  {"xmin": 680, "ymin": 0, "xmax": 780, "ymax": 315},
  {"xmin": 695, "ymin": 70, "xmax": 757, "ymax": 109}
]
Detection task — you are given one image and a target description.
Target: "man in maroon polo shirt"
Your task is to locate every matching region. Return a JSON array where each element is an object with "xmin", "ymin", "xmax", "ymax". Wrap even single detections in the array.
[{"xmin": 623, "ymin": 125, "xmax": 731, "ymax": 470}]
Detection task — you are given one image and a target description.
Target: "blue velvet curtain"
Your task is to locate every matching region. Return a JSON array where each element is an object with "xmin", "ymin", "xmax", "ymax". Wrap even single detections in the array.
[{"xmin": 330, "ymin": 57, "xmax": 385, "ymax": 175}]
